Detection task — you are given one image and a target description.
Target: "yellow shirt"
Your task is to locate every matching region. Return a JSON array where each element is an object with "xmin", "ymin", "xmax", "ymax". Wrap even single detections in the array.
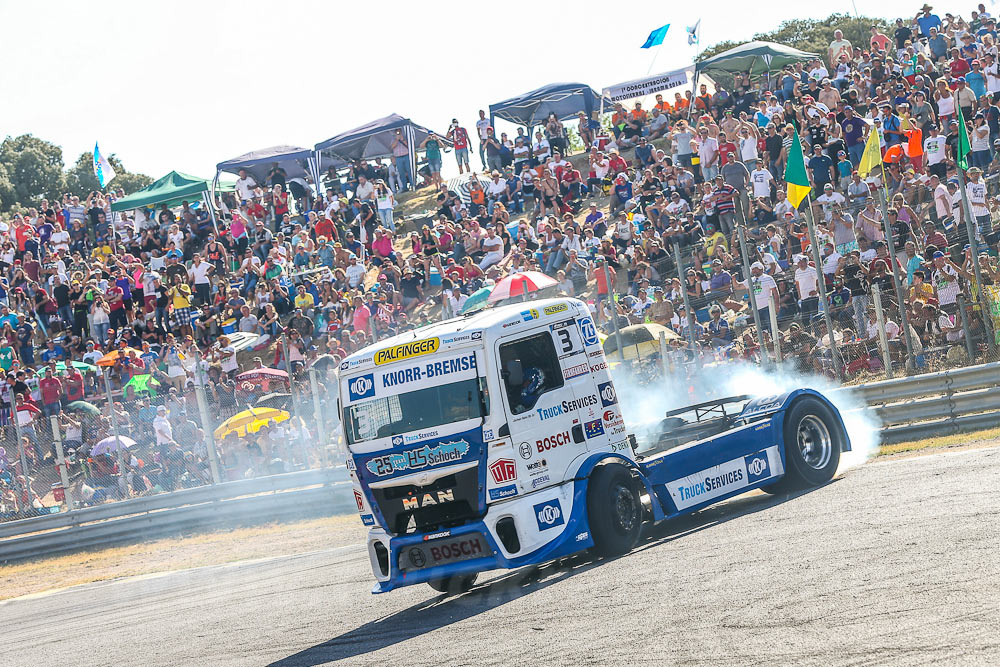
[
  {"xmin": 169, "ymin": 284, "xmax": 191, "ymax": 309},
  {"xmin": 705, "ymin": 231, "xmax": 728, "ymax": 256},
  {"xmin": 294, "ymin": 293, "xmax": 315, "ymax": 310}
]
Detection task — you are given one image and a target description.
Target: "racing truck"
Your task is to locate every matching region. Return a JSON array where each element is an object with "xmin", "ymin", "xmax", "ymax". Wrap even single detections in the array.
[{"xmin": 338, "ymin": 298, "xmax": 851, "ymax": 594}]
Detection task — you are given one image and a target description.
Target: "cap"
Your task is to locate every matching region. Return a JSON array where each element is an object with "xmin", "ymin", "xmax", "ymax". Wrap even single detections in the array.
[
  {"xmin": 933, "ymin": 250, "xmax": 945, "ymax": 258},
  {"xmin": 751, "ymin": 261, "xmax": 765, "ymax": 271}
]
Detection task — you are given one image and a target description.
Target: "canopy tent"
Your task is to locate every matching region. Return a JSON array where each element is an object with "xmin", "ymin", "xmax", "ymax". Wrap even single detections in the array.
[
  {"xmin": 314, "ymin": 114, "xmax": 448, "ymax": 189},
  {"xmin": 214, "ymin": 144, "xmax": 326, "ymax": 210},
  {"xmin": 694, "ymin": 41, "xmax": 819, "ymax": 77},
  {"xmin": 600, "ymin": 66, "xmax": 715, "ymax": 114},
  {"xmin": 490, "ymin": 82, "xmax": 609, "ymax": 130},
  {"xmin": 110, "ymin": 170, "xmax": 235, "ymax": 232}
]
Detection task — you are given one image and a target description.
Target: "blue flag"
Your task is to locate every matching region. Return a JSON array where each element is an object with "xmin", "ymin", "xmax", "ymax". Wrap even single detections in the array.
[
  {"xmin": 641, "ymin": 23, "xmax": 670, "ymax": 49},
  {"xmin": 93, "ymin": 142, "xmax": 117, "ymax": 188}
]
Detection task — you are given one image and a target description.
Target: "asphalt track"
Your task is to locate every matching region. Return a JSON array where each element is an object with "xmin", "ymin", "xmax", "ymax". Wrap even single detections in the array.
[{"xmin": 3, "ymin": 446, "xmax": 999, "ymax": 667}]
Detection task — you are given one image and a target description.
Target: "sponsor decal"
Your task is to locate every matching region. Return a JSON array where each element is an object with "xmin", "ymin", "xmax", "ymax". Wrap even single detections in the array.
[
  {"xmin": 590, "ymin": 361, "xmax": 608, "ymax": 373},
  {"xmin": 440, "ymin": 333, "xmax": 471, "ymax": 345},
  {"xmin": 584, "ymin": 419, "xmax": 605, "ymax": 439},
  {"xmin": 502, "ymin": 320, "xmax": 520, "ymax": 328},
  {"xmin": 562, "ymin": 362, "xmax": 589, "ymax": 380},
  {"xmin": 598, "ymin": 381, "xmax": 618, "ymax": 407},
  {"xmin": 610, "ymin": 425, "xmax": 627, "ymax": 435},
  {"xmin": 518, "ymin": 442, "xmax": 533, "ymax": 460},
  {"xmin": 534, "ymin": 499, "xmax": 564, "ymax": 531},
  {"xmin": 526, "ymin": 458, "xmax": 547, "ymax": 475},
  {"xmin": 340, "ymin": 361, "xmax": 349, "ymax": 370},
  {"xmin": 365, "ymin": 440, "xmax": 471, "ymax": 476},
  {"xmin": 374, "ymin": 337, "xmax": 440, "ymax": 366},
  {"xmin": 489, "ymin": 484, "xmax": 518, "ymax": 501},
  {"xmin": 543, "ymin": 302, "xmax": 569, "ymax": 316},
  {"xmin": 471, "ymin": 331, "xmax": 483, "ymax": 340},
  {"xmin": 603, "ymin": 409, "xmax": 624, "ymax": 426},
  {"xmin": 549, "ymin": 319, "xmax": 574, "ymax": 331},
  {"xmin": 354, "ymin": 490, "xmax": 365, "ymax": 511},
  {"xmin": 742, "ymin": 394, "xmax": 785, "ymax": 416},
  {"xmin": 521, "ymin": 308, "xmax": 540, "ymax": 321},
  {"xmin": 575, "ymin": 531, "xmax": 590, "ymax": 542},
  {"xmin": 341, "ymin": 357, "xmax": 369, "ymax": 371},
  {"xmin": 346, "ymin": 458, "xmax": 356, "ymax": 471},
  {"xmin": 536, "ymin": 394, "xmax": 599, "ymax": 420},
  {"xmin": 744, "ymin": 451, "xmax": 772, "ymax": 483},
  {"xmin": 482, "ymin": 428, "xmax": 494, "ymax": 441},
  {"xmin": 490, "ymin": 458, "xmax": 517, "ymax": 484},
  {"xmin": 754, "ymin": 423, "xmax": 769, "ymax": 431},
  {"xmin": 361, "ymin": 514, "xmax": 375, "ymax": 526},
  {"xmin": 401, "ymin": 489, "xmax": 455, "ymax": 510},
  {"xmin": 381, "ymin": 353, "xmax": 477, "ymax": 388},
  {"xmin": 531, "ymin": 474, "xmax": 551, "ymax": 489},
  {"xmin": 429, "ymin": 538, "xmax": 483, "ymax": 562},
  {"xmin": 423, "ymin": 531, "xmax": 451, "ymax": 541},
  {"xmin": 403, "ymin": 429, "xmax": 439, "ymax": 444},
  {"xmin": 611, "ymin": 441, "xmax": 632, "ymax": 453},
  {"xmin": 589, "ymin": 350, "xmax": 604, "ymax": 358},
  {"xmin": 578, "ymin": 316, "xmax": 599, "ymax": 346},
  {"xmin": 536, "ymin": 431, "xmax": 570, "ymax": 453},
  {"xmin": 391, "ymin": 435, "xmax": 403, "ymax": 446},
  {"xmin": 408, "ymin": 547, "xmax": 427, "ymax": 568},
  {"xmin": 348, "ymin": 373, "xmax": 376, "ymax": 401}
]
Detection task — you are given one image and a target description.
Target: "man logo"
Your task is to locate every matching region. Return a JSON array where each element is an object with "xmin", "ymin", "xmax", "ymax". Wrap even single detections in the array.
[
  {"xmin": 348, "ymin": 373, "xmax": 375, "ymax": 401},
  {"xmin": 534, "ymin": 499, "xmax": 564, "ymax": 530},
  {"xmin": 598, "ymin": 381, "xmax": 618, "ymax": 407},
  {"xmin": 518, "ymin": 442, "xmax": 533, "ymax": 460}
]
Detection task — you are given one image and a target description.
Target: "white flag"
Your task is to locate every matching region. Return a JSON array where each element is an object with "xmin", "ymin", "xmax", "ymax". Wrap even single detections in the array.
[
  {"xmin": 686, "ymin": 19, "xmax": 701, "ymax": 46},
  {"xmin": 93, "ymin": 142, "xmax": 117, "ymax": 188}
]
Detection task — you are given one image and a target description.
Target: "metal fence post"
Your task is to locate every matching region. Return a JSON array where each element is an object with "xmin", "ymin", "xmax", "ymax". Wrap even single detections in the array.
[
  {"xmin": 672, "ymin": 242, "xmax": 701, "ymax": 365},
  {"xmin": 603, "ymin": 262, "xmax": 624, "ymax": 362},
  {"xmin": 193, "ymin": 347, "xmax": 221, "ymax": 485},
  {"xmin": 957, "ymin": 296, "xmax": 976, "ymax": 363},
  {"xmin": 50, "ymin": 415, "xmax": 74, "ymax": 511},
  {"xmin": 309, "ymin": 367, "xmax": 331, "ymax": 468},
  {"xmin": 102, "ymin": 368, "xmax": 126, "ymax": 497},
  {"xmin": 658, "ymin": 331, "xmax": 671, "ymax": 380},
  {"xmin": 736, "ymin": 225, "xmax": 769, "ymax": 365},
  {"xmin": 803, "ymin": 199, "xmax": 843, "ymax": 380},
  {"xmin": 876, "ymin": 189, "xmax": 915, "ymax": 373},
  {"xmin": 12, "ymin": 403, "xmax": 30, "ymax": 507},
  {"xmin": 768, "ymin": 291, "xmax": 782, "ymax": 363},
  {"xmin": 872, "ymin": 284, "xmax": 893, "ymax": 379}
]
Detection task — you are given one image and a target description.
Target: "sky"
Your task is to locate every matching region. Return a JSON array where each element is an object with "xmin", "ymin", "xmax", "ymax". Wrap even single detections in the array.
[{"xmin": 0, "ymin": 0, "xmax": 926, "ymax": 182}]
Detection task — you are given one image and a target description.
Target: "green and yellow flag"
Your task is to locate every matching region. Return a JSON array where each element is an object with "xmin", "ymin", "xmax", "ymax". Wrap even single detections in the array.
[
  {"xmin": 783, "ymin": 127, "xmax": 811, "ymax": 208},
  {"xmin": 956, "ymin": 104, "xmax": 972, "ymax": 171},
  {"xmin": 857, "ymin": 125, "xmax": 883, "ymax": 178}
]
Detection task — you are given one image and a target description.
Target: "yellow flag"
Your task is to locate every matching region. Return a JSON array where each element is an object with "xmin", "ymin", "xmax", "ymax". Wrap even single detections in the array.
[{"xmin": 857, "ymin": 126, "xmax": 882, "ymax": 178}]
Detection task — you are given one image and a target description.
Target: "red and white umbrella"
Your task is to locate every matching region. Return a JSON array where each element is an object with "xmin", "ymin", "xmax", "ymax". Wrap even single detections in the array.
[{"xmin": 487, "ymin": 271, "xmax": 558, "ymax": 303}]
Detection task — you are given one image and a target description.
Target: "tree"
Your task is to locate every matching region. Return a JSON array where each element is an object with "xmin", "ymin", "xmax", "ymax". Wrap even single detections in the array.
[
  {"xmin": 0, "ymin": 134, "xmax": 64, "ymax": 211},
  {"xmin": 697, "ymin": 13, "xmax": 893, "ymax": 89},
  {"xmin": 62, "ymin": 152, "xmax": 153, "ymax": 199}
]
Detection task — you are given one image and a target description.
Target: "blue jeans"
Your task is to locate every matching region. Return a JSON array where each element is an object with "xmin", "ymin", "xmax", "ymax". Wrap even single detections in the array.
[
  {"xmin": 545, "ymin": 248, "xmax": 566, "ymax": 274},
  {"xmin": 95, "ymin": 322, "xmax": 110, "ymax": 345},
  {"xmin": 848, "ymin": 142, "xmax": 865, "ymax": 167},
  {"xmin": 378, "ymin": 207, "xmax": 395, "ymax": 232},
  {"xmin": 852, "ymin": 294, "xmax": 869, "ymax": 333},
  {"xmin": 58, "ymin": 305, "xmax": 72, "ymax": 329},
  {"xmin": 395, "ymin": 156, "xmax": 411, "ymax": 192}
]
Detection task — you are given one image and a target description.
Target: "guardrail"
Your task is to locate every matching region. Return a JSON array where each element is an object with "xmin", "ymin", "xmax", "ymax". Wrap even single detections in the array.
[{"xmin": 2, "ymin": 363, "xmax": 999, "ymax": 563}]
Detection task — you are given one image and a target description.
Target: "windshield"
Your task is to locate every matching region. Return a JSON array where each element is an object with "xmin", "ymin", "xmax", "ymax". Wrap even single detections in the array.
[{"xmin": 343, "ymin": 377, "xmax": 489, "ymax": 446}]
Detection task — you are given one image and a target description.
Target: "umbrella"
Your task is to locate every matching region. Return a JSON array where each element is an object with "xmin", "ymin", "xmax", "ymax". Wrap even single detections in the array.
[
  {"xmin": 97, "ymin": 348, "xmax": 142, "ymax": 367},
  {"xmin": 214, "ymin": 407, "xmax": 290, "ymax": 439},
  {"xmin": 487, "ymin": 271, "xmax": 558, "ymax": 303},
  {"xmin": 695, "ymin": 41, "xmax": 819, "ymax": 77},
  {"xmin": 460, "ymin": 286, "xmax": 493, "ymax": 314},
  {"xmin": 237, "ymin": 368, "xmax": 290, "ymax": 384},
  {"xmin": 42, "ymin": 361, "xmax": 98, "ymax": 374},
  {"xmin": 91, "ymin": 436, "xmax": 138, "ymax": 457},
  {"xmin": 255, "ymin": 392, "xmax": 292, "ymax": 411},
  {"xmin": 603, "ymin": 323, "xmax": 681, "ymax": 361},
  {"xmin": 123, "ymin": 374, "xmax": 160, "ymax": 397},
  {"xmin": 66, "ymin": 400, "xmax": 100, "ymax": 416}
]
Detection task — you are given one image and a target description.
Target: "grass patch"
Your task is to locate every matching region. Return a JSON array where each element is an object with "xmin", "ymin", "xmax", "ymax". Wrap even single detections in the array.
[
  {"xmin": 876, "ymin": 427, "xmax": 1000, "ymax": 457},
  {"xmin": 0, "ymin": 514, "xmax": 367, "ymax": 601}
]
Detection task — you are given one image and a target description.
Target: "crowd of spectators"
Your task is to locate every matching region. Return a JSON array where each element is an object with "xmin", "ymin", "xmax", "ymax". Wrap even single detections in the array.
[{"xmin": 4, "ymin": 2, "xmax": 1000, "ymax": 517}]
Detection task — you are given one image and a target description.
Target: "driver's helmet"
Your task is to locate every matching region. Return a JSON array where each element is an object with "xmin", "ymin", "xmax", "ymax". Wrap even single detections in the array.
[{"xmin": 520, "ymin": 367, "xmax": 545, "ymax": 404}]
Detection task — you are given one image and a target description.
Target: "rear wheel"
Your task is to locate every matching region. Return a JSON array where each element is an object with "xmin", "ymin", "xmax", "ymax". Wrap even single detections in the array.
[
  {"xmin": 587, "ymin": 463, "xmax": 642, "ymax": 557},
  {"xmin": 427, "ymin": 572, "xmax": 478, "ymax": 595},
  {"xmin": 765, "ymin": 397, "xmax": 842, "ymax": 494}
]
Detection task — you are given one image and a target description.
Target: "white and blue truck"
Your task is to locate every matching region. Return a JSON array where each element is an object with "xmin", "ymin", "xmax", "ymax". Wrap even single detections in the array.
[{"xmin": 338, "ymin": 298, "xmax": 850, "ymax": 594}]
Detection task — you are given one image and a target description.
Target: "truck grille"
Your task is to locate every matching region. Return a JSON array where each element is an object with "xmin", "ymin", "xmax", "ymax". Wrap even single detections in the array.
[{"xmin": 372, "ymin": 467, "xmax": 481, "ymax": 534}]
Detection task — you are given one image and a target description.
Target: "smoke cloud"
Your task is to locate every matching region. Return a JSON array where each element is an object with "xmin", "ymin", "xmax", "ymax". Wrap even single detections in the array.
[{"xmin": 610, "ymin": 361, "xmax": 878, "ymax": 473}]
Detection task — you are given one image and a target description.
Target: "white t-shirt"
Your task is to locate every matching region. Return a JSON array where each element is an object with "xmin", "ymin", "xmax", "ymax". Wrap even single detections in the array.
[
  {"xmin": 235, "ymin": 177, "xmax": 257, "ymax": 201},
  {"xmin": 476, "ymin": 118, "xmax": 490, "ymax": 141},
  {"xmin": 190, "ymin": 261, "xmax": 212, "ymax": 285},
  {"xmin": 967, "ymin": 180, "xmax": 989, "ymax": 217},
  {"xmin": 346, "ymin": 263, "xmax": 366, "ymax": 287},
  {"xmin": 355, "ymin": 180, "xmax": 375, "ymax": 201},
  {"xmin": 816, "ymin": 192, "xmax": 846, "ymax": 221},
  {"xmin": 933, "ymin": 263, "xmax": 960, "ymax": 306},
  {"xmin": 533, "ymin": 139, "xmax": 551, "ymax": 160},
  {"xmin": 481, "ymin": 235, "xmax": 504, "ymax": 255},
  {"xmin": 924, "ymin": 135, "xmax": 947, "ymax": 165},
  {"xmin": 153, "ymin": 414, "xmax": 173, "ymax": 445},
  {"xmin": 50, "ymin": 229, "xmax": 70, "ymax": 253},
  {"xmin": 220, "ymin": 345, "xmax": 238, "ymax": 373},
  {"xmin": 744, "ymin": 273, "xmax": 778, "ymax": 310},
  {"xmin": 794, "ymin": 265, "xmax": 819, "ymax": 299},
  {"xmin": 750, "ymin": 169, "xmax": 774, "ymax": 198},
  {"xmin": 593, "ymin": 158, "xmax": 610, "ymax": 179}
]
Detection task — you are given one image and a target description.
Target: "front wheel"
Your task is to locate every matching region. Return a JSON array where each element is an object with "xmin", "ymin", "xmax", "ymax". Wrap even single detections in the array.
[
  {"xmin": 766, "ymin": 397, "xmax": 843, "ymax": 494},
  {"xmin": 587, "ymin": 463, "xmax": 643, "ymax": 557},
  {"xmin": 427, "ymin": 573, "xmax": 478, "ymax": 595}
]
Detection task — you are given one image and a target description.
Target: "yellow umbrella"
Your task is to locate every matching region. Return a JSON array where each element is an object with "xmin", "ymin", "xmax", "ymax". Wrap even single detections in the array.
[
  {"xmin": 214, "ymin": 407, "xmax": 290, "ymax": 439},
  {"xmin": 602, "ymin": 323, "xmax": 681, "ymax": 361}
]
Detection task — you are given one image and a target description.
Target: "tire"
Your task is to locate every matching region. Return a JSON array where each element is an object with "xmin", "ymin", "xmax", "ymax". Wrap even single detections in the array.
[
  {"xmin": 766, "ymin": 397, "xmax": 843, "ymax": 494},
  {"xmin": 427, "ymin": 573, "xmax": 477, "ymax": 595},
  {"xmin": 587, "ymin": 463, "xmax": 643, "ymax": 557}
]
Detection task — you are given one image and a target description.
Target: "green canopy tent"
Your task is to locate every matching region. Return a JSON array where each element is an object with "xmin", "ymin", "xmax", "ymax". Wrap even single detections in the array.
[
  {"xmin": 110, "ymin": 170, "xmax": 236, "ymax": 233},
  {"xmin": 694, "ymin": 41, "xmax": 819, "ymax": 77}
]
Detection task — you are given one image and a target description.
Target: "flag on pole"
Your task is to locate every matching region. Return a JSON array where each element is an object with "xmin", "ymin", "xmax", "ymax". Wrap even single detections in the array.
[
  {"xmin": 93, "ymin": 142, "xmax": 117, "ymax": 188},
  {"xmin": 857, "ymin": 126, "xmax": 883, "ymax": 178},
  {"xmin": 641, "ymin": 24, "xmax": 670, "ymax": 49},
  {"xmin": 956, "ymin": 105, "xmax": 972, "ymax": 171},
  {"xmin": 686, "ymin": 20, "xmax": 701, "ymax": 46},
  {"xmin": 783, "ymin": 127, "xmax": 811, "ymax": 208}
]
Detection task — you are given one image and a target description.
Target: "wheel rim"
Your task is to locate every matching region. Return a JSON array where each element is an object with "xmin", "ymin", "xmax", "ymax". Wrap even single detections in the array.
[
  {"xmin": 611, "ymin": 483, "xmax": 638, "ymax": 534},
  {"xmin": 797, "ymin": 415, "xmax": 832, "ymax": 470}
]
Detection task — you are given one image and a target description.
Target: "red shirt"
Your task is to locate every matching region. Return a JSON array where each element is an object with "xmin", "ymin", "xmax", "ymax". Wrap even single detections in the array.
[
  {"xmin": 718, "ymin": 142, "xmax": 738, "ymax": 165},
  {"xmin": 64, "ymin": 370, "xmax": 84, "ymax": 401},
  {"xmin": 608, "ymin": 156, "xmax": 628, "ymax": 175},
  {"xmin": 246, "ymin": 201, "xmax": 265, "ymax": 221},
  {"xmin": 314, "ymin": 217, "xmax": 335, "ymax": 241},
  {"xmin": 106, "ymin": 286, "xmax": 124, "ymax": 311},
  {"xmin": 451, "ymin": 127, "xmax": 470, "ymax": 150},
  {"xmin": 39, "ymin": 376, "xmax": 62, "ymax": 405},
  {"xmin": 950, "ymin": 58, "xmax": 971, "ymax": 78}
]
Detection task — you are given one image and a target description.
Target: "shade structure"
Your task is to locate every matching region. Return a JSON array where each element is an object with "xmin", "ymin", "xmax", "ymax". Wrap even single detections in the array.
[
  {"xmin": 215, "ymin": 407, "xmax": 290, "ymax": 439},
  {"xmin": 215, "ymin": 144, "xmax": 319, "ymax": 197},
  {"xmin": 91, "ymin": 435, "xmax": 138, "ymax": 457},
  {"xmin": 110, "ymin": 171, "xmax": 236, "ymax": 212},
  {"xmin": 123, "ymin": 373, "xmax": 160, "ymax": 397},
  {"xmin": 487, "ymin": 271, "xmax": 558, "ymax": 303},
  {"xmin": 96, "ymin": 347, "xmax": 143, "ymax": 367},
  {"xmin": 602, "ymin": 323, "xmax": 681, "ymax": 360},
  {"xmin": 314, "ymin": 113, "xmax": 449, "ymax": 188},
  {"xmin": 490, "ymin": 82, "xmax": 609, "ymax": 129},
  {"xmin": 695, "ymin": 41, "xmax": 819, "ymax": 76},
  {"xmin": 40, "ymin": 360, "xmax": 97, "ymax": 374},
  {"xmin": 65, "ymin": 400, "xmax": 100, "ymax": 415},
  {"xmin": 254, "ymin": 392, "xmax": 293, "ymax": 411},
  {"xmin": 460, "ymin": 286, "xmax": 493, "ymax": 314}
]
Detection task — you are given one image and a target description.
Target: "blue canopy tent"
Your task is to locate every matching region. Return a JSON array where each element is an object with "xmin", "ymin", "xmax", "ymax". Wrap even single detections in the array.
[
  {"xmin": 213, "ymin": 145, "xmax": 323, "ymax": 203},
  {"xmin": 489, "ymin": 82, "xmax": 609, "ymax": 132},
  {"xmin": 314, "ymin": 114, "xmax": 448, "ymax": 191}
]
